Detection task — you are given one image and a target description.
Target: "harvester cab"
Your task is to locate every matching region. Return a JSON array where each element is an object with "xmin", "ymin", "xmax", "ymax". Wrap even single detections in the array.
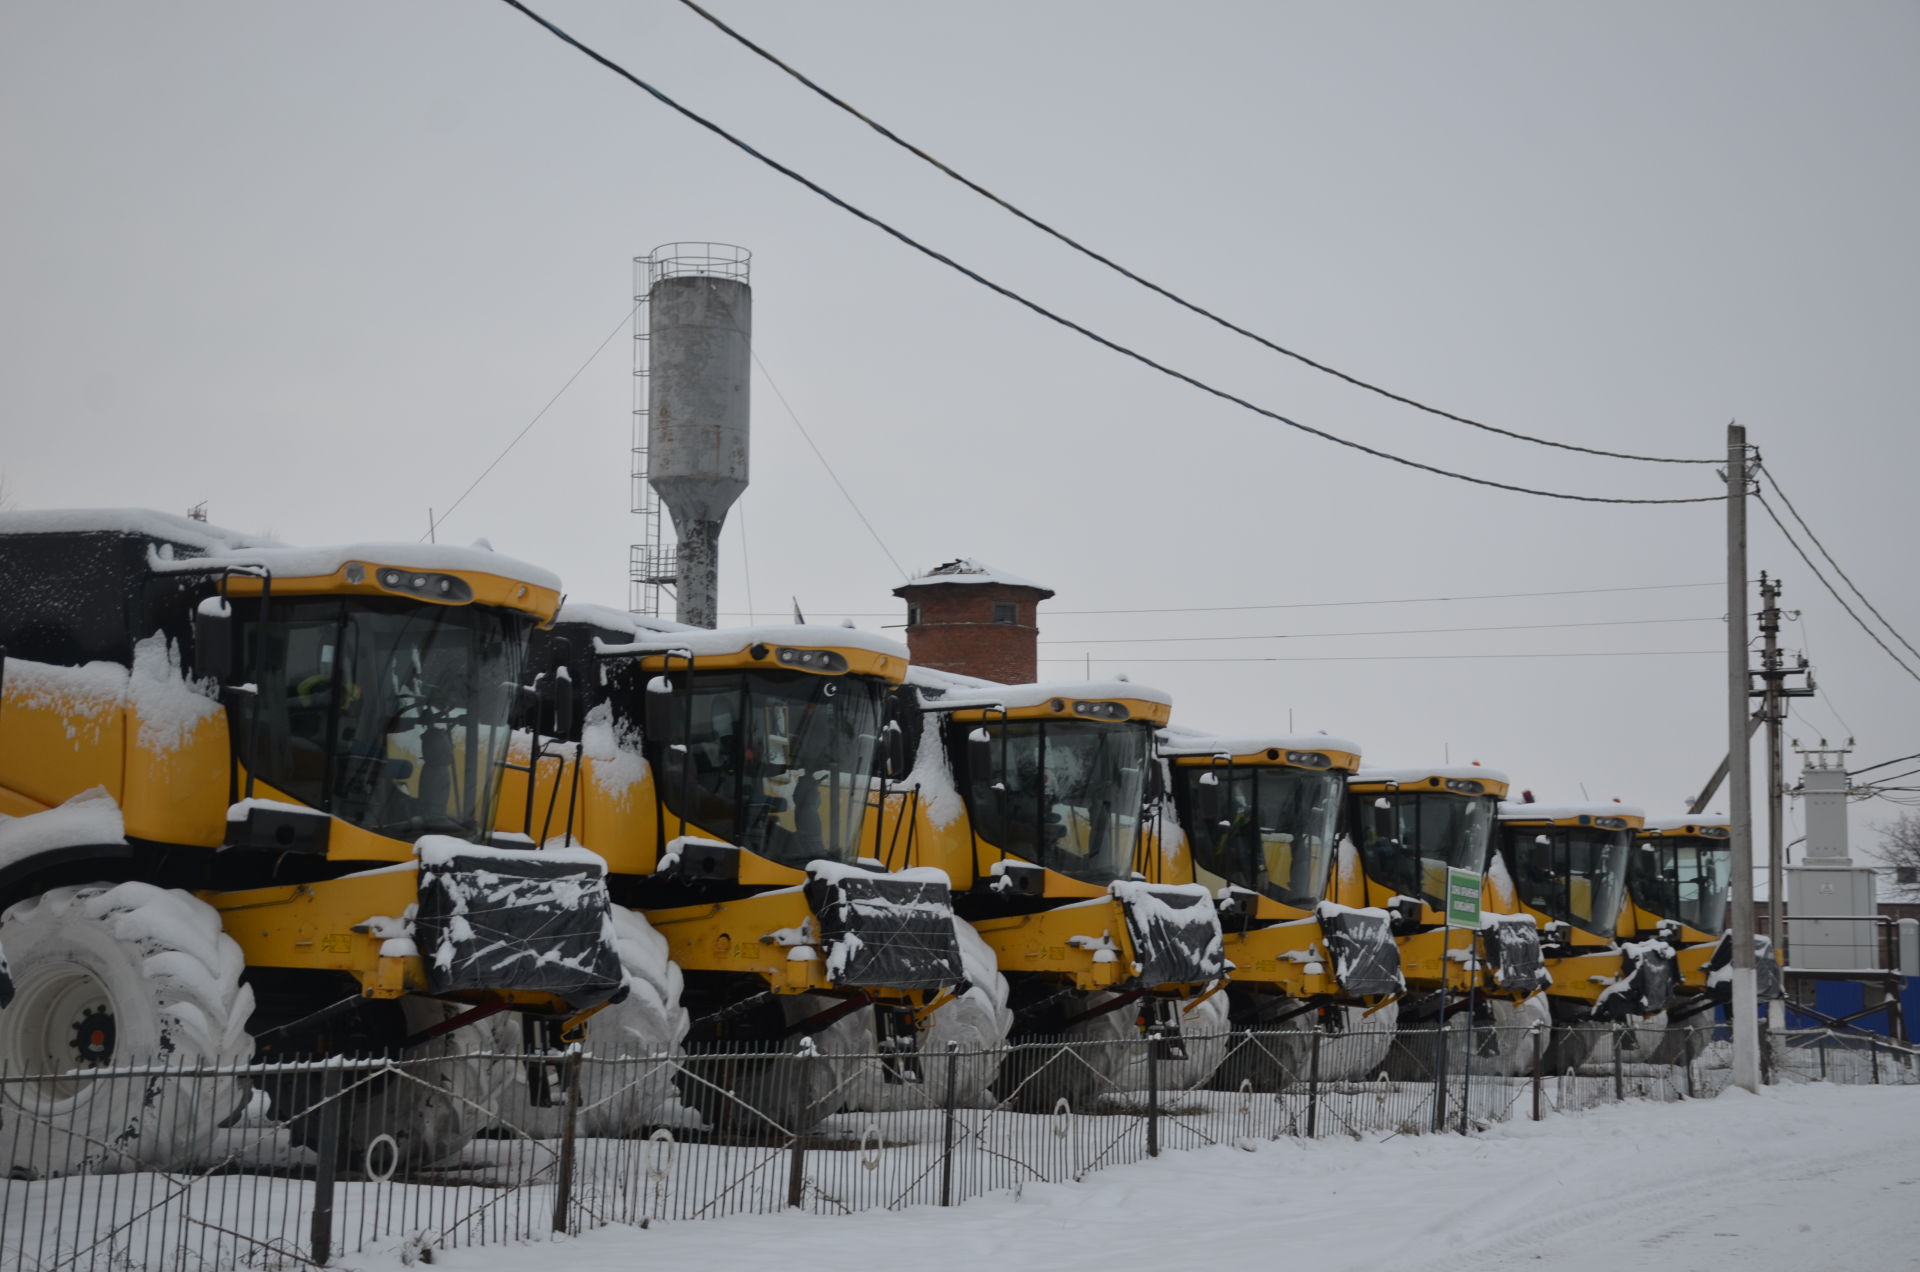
[
  {"xmin": 1494, "ymin": 800, "xmax": 1674, "ymax": 1066},
  {"xmin": 1345, "ymin": 765, "xmax": 1551, "ymax": 1075},
  {"xmin": 1628, "ymin": 816, "xmax": 1778, "ymax": 1021},
  {"xmin": 883, "ymin": 671, "xmax": 1227, "ymax": 1094},
  {"xmin": 0, "ymin": 510, "xmax": 625, "ymax": 1170},
  {"xmin": 504, "ymin": 604, "xmax": 964, "ymax": 1081},
  {"xmin": 1162, "ymin": 733, "xmax": 1404, "ymax": 1026},
  {"xmin": 1346, "ymin": 765, "xmax": 1548, "ymax": 1002}
]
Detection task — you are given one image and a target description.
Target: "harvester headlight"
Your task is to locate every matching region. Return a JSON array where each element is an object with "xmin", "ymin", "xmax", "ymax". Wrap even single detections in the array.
[
  {"xmin": 1284, "ymin": 751, "xmax": 1331, "ymax": 769},
  {"xmin": 774, "ymin": 647, "xmax": 848, "ymax": 672},
  {"xmin": 1445, "ymin": 778, "xmax": 1484, "ymax": 795},
  {"xmin": 1071, "ymin": 701, "xmax": 1129, "ymax": 720},
  {"xmin": 373, "ymin": 568, "xmax": 473, "ymax": 603},
  {"xmin": 344, "ymin": 562, "xmax": 365, "ymax": 584}
]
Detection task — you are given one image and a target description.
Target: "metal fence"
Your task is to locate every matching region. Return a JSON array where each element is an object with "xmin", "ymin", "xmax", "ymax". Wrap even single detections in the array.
[{"xmin": 4, "ymin": 1023, "xmax": 1913, "ymax": 1270}]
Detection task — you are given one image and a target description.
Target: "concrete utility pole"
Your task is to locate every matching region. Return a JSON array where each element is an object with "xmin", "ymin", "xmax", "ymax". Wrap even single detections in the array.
[
  {"xmin": 1753, "ymin": 574, "xmax": 1814, "ymax": 1032},
  {"xmin": 1726, "ymin": 424, "xmax": 1760, "ymax": 1093}
]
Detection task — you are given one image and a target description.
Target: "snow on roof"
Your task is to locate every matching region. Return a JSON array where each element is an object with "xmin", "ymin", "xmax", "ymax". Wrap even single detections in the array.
[
  {"xmin": 594, "ymin": 621, "xmax": 908, "ymax": 662},
  {"xmin": 906, "ymin": 663, "xmax": 1003, "ymax": 696},
  {"xmin": 1354, "ymin": 764, "xmax": 1512, "ymax": 786},
  {"xmin": 556, "ymin": 600, "xmax": 691, "ymax": 640},
  {"xmin": 0, "ymin": 507, "xmax": 280, "ymax": 552},
  {"xmin": 1498, "ymin": 801, "xmax": 1647, "ymax": 822},
  {"xmin": 152, "ymin": 540, "xmax": 563, "ymax": 593},
  {"xmin": 0, "ymin": 508, "xmax": 564, "ymax": 593},
  {"xmin": 894, "ymin": 558, "xmax": 1053, "ymax": 596},
  {"xmin": 918, "ymin": 677, "xmax": 1171, "ymax": 713},
  {"xmin": 1159, "ymin": 724, "xmax": 1363, "ymax": 759},
  {"xmin": 1642, "ymin": 814, "xmax": 1730, "ymax": 833}
]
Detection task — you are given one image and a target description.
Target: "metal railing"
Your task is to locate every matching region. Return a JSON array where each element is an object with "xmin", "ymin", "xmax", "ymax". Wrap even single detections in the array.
[{"xmin": 3, "ymin": 1024, "xmax": 1912, "ymax": 1270}]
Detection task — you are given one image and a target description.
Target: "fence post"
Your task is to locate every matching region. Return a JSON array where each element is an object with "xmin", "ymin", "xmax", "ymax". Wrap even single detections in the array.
[
  {"xmin": 1612, "ymin": 1026, "xmax": 1625, "ymax": 1103},
  {"xmin": 551, "ymin": 1046, "xmax": 581, "ymax": 1235},
  {"xmin": 1305, "ymin": 1027, "xmax": 1322, "ymax": 1140},
  {"xmin": 1458, "ymin": 1010, "xmax": 1474, "ymax": 1135},
  {"xmin": 1760, "ymin": 1021, "xmax": 1773, "ymax": 1087},
  {"xmin": 939, "ymin": 1041, "xmax": 960, "ymax": 1207},
  {"xmin": 1870, "ymin": 1037, "xmax": 1881, "ymax": 1085},
  {"xmin": 1683, "ymin": 1026, "xmax": 1697, "ymax": 1100},
  {"xmin": 1531, "ymin": 1025, "xmax": 1544, "ymax": 1121},
  {"xmin": 1146, "ymin": 1033, "xmax": 1161, "ymax": 1158},
  {"xmin": 1818, "ymin": 1033, "xmax": 1829, "ymax": 1081},
  {"xmin": 309, "ymin": 1064, "xmax": 343, "ymax": 1267},
  {"xmin": 785, "ymin": 1051, "xmax": 809, "ymax": 1209},
  {"xmin": 1429, "ymin": 1015, "xmax": 1450, "ymax": 1133}
]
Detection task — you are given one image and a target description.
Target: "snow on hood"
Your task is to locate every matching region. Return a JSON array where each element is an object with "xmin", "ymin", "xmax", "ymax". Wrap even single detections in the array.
[
  {"xmin": 1497, "ymin": 801, "xmax": 1646, "ymax": 822},
  {"xmin": 897, "ymin": 558, "xmax": 1051, "ymax": 594},
  {"xmin": 1160, "ymin": 724, "xmax": 1362, "ymax": 759},
  {"xmin": 5, "ymin": 639, "xmax": 216, "ymax": 755},
  {"xmin": 595, "ymin": 622, "xmax": 907, "ymax": 662},
  {"xmin": 1354, "ymin": 763, "xmax": 1512, "ymax": 786},
  {"xmin": 0, "ymin": 787, "xmax": 127, "ymax": 872}
]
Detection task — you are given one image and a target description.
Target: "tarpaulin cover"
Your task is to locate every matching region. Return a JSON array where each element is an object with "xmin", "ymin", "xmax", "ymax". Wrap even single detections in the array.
[
  {"xmin": 1115, "ymin": 885, "xmax": 1228, "ymax": 988},
  {"xmin": 1704, "ymin": 931, "xmax": 1787, "ymax": 1002},
  {"xmin": 414, "ymin": 846, "xmax": 625, "ymax": 1008},
  {"xmin": 1595, "ymin": 942, "xmax": 1677, "ymax": 1022},
  {"xmin": 805, "ymin": 869, "xmax": 963, "ymax": 991},
  {"xmin": 1318, "ymin": 908, "xmax": 1406, "ymax": 997},
  {"xmin": 1482, "ymin": 919, "xmax": 1552, "ymax": 994}
]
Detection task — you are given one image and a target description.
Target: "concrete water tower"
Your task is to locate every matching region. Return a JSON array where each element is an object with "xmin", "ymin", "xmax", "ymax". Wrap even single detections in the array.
[{"xmin": 629, "ymin": 243, "xmax": 751, "ymax": 628}]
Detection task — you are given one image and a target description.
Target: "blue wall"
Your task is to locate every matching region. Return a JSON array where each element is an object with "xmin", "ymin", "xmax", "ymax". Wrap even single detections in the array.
[{"xmin": 1781, "ymin": 977, "xmax": 1918, "ymax": 1039}]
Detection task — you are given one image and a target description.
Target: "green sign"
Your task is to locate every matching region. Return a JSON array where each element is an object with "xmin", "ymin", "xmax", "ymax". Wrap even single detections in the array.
[{"xmin": 1445, "ymin": 867, "xmax": 1483, "ymax": 928}]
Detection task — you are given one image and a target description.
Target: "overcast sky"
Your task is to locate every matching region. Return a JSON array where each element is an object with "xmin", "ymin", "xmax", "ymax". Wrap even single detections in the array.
[{"xmin": 4, "ymin": 2, "xmax": 1916, "ymax": 870}]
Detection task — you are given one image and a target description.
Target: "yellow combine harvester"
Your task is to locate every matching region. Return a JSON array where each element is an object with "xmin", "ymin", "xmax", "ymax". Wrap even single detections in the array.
[
  {"xmin": 1625, "ymin": 814, "xmax": 1782, "ymax": 1060},
  {"xmin": 496, "ymin": 605, "xmax": 965, "ymax": 1126},
  {"xmin": 878, "ymin": 670, "xmax": 1228, "ymax": 1106},
  {"xmin": 1344, "ymin": 765, "xmax": 1551, "ymax": 1075},
  {"xmin": 1158, "ymin": 730, "xmax": 1406, "ymax": 1084},
  {"xmin": 1493, "ymin": 800, "xmax": 1674, "ymax": 1069},
  {"xmin": 0, "ymin": 510, "xmax": 624, "ymax": 1172}
]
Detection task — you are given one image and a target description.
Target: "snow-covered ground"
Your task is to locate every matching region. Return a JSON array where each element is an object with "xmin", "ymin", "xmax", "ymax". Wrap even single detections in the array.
[{"xmin": 353, "ymin": 1083, "xmax": 1916, "ymax": 1272}]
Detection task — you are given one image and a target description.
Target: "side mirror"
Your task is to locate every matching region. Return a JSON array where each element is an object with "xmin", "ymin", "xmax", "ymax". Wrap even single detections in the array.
[
  {"xmin": 194, "ymin": 598, "xmax": 234, "ymax": 684},
  {"xmin": 967, "ymin": 726, "xmax": 993, "ymax": 782},
  {"xmin": 547, "ymin": 639, "xmax": 576, "ymax": 738},
  {"xmin": 1144, "ymin": 760, "xmax": 1166, "ymax": 806},
  {"xmin": 884, "ymin": 719, "xmax": 908, "ymax": 781}
]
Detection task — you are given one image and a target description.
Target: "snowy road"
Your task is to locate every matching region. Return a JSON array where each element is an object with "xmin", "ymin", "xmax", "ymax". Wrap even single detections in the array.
[{"xmin": 362, "ymin": 1084, "xmax": 1918, "ymax": 1272}]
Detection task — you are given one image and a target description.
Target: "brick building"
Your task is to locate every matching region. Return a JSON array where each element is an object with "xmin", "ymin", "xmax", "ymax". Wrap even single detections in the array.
[{"xmin": 892, "ymin": 558, "xmax": 1052, "ymax": 684}]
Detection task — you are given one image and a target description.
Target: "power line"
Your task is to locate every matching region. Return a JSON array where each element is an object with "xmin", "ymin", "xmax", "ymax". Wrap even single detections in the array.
[
  {"xmin": 717, "ymin": 579, "xmax": 1724, "ymax": 619},
  {"xmin": 1851, "ymin": 753, "xmax": 1920, "ymax": 778},
  {"xmin": 1754, "ymin": 491, "xmax": 1920, "ymax": 689},
  {"xmin": 424, "ymin": 302, "xmax": 636, "ymax": 542},
  {"xmin": 497, "ymin": 1, "xmax": 1723, "ymax": 507},
  {"xmin": 749, "ymin": 347, "xmax": 908, "ymax": 581},
  {"xmin": 1037, "ymin": 615, "xmax": 1720, "ymax": 645},
  {"xmin": 1759, "ymin": 466, "xmax": 1920, "ymax": 663},
  {"xmin": 1038, "ymin": 649, "xmax": 1721, "ymax": 664},
  {"xmin": 674, "ymin": 0, "xmax": 1717, "ymax": 469}
]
